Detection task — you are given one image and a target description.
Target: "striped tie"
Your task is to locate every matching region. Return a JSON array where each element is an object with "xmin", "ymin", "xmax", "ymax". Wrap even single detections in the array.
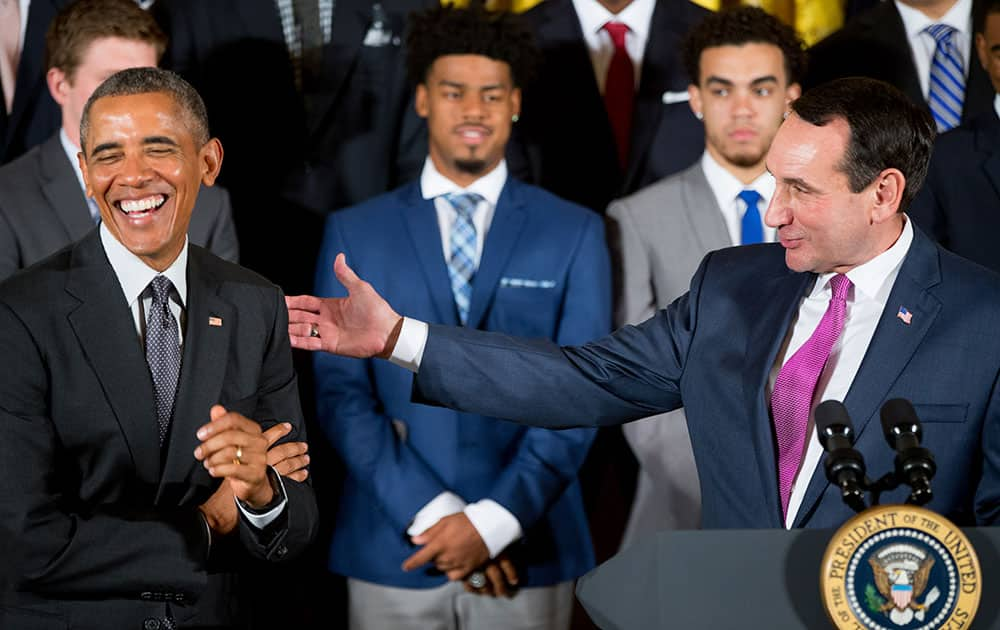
[
  {"xmin": 925, "ymin": 23, "xmax": 965, "ymax": 132},
  {"xmin": 445, "ymin": 192, "xmax": 482, "ymax": 325}
]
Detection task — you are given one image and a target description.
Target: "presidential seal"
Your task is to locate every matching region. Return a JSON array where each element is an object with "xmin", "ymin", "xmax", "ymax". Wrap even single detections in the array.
[{"xmin": 820, "ymin": 505, "xmax": 981, "ymax": 630}]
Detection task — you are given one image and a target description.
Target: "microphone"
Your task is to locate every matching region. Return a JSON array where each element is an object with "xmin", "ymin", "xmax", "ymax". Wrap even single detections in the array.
[
  {"xmin": 880, "ymin": 398, "xmax": 936, "ymax": 505},
  {"xmin": 816, "ymin": 400, "xmax": 868, "ymax": 513}
]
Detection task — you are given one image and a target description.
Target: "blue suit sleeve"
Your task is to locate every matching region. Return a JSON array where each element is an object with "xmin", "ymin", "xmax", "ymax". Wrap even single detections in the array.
[
  {"xmin": 485, "ymin": 213, "xmax": 609, "ymax": 528},
  {"xmin": 313, "ymin": 215, "xmax": 452, "ymax": 532}
]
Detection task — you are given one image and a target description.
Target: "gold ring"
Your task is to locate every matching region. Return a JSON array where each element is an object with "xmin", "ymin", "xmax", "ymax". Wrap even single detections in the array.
[
  {"xmin": 309, "ymin": 323, "xmax": 320, "ymax": 338},
  {"xmin": 234, "ymin": 446, "xmax": 243, "ymax": 466}
]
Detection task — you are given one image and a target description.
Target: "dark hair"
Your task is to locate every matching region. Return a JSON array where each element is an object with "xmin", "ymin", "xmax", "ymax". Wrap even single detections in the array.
[
  {"xmin": 405, "ymin": 5, "xmax": 538, "ymax": 87},
  {"xmin": 45, "ymin": 0, "xmax": 166, "ymax": 80},
  {"xmin": 974, "ymin": 0, "xmax": 1000, "ymax": 34},
  {"xmin": 80, "ymin": 67, "xmax": 210, "ymax": 150},
  {"xmin": 791, "ymin": 77, "xmax": 935, "ymax": 212},
  {"xmin": 681, "ymin": 6, "xmax": 807, "ymax": 85}
]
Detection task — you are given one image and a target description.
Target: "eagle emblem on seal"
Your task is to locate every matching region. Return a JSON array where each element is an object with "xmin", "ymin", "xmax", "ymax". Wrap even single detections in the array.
[{"xmin": 868, "ymin": 544, "xmax": 940, "ymax": 626}]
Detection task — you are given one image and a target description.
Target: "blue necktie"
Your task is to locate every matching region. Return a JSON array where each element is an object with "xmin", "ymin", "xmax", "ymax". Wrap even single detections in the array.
[
  {"xmin": 738, "ymin": 189, "xmax": 763, "ymax": 245},
  {"xmin": 146, "ymin": 276, "xmax": 181, "ymax": 445},
  {"xmin": 926, "ymin": 23, "xmax": 965, "ymax": 132},
  {"xmin": 445, "ymin": 192, "xmax": 482, "ymax": 325}
]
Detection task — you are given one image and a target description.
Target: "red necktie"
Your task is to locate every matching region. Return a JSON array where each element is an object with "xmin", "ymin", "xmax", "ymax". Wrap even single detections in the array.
[{"xmin": 603, "ymin": 21, "xmax": 634, "ymax": 170}]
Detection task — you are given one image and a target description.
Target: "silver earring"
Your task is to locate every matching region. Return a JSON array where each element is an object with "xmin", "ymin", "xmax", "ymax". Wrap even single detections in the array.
[
  {"xmin": 511, "ymin": 114, "xmax": 519, "ymax": 123},
  {"xmin": 694, "ymin": 112, "xmax": 703, "ymax": 121},
  {"xmin": 783, "ymin": 111, "xmax": 789, "ymax": 120}
]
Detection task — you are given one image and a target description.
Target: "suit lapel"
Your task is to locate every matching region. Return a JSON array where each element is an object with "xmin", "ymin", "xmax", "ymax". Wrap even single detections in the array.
[
  {"xmin": 864, "ymin": 3, "xmax": 924, "ymax": 106},
  {"xmin": 976, "ymin": 113, "xmax": 1000, "ymax": 199},
  {"xmin": 401, "ymin": 184, "xmax": 459, "ymax": 325},
  {"xmin": 157, "ymin": 249, "xmax": 234, "ymax": 504},
  {"xmin": 623, "ymin": 0, "xmax": 687, "ymax": 190},
  {"xmin": 466, "ymin": 180, "xmax": 528, "ymax": 329},
  {"xmin": 742, "ymin": 267, "xmax": 814, "ymax": 527},
  {"xmin": 65, "ymin": 231, "xmax": 161, "ymax": 485},
  {"xmin": 39, "ymin": 135, "xmax": 96, "ymax": 239},
  {"xmin": 311, "ymin": 0, "xmax": 370, "ymax": 132},
  {"xmin": 6, "ymin": 0, "xmax": 58, "ymax": 146},
  {"xmin": 793, "ymin": 229, "xmax": 943, "ymax": 526},
  {"xmin": 681, "ymin": 164, "xmax": 732, "ymax": 253}
]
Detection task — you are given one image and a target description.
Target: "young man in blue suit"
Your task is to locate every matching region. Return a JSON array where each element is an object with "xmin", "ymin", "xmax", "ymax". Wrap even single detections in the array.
[
  {"xmin": 292, "ymin": 76, "xmax": 1000, "ymax": 537},
  {"xmin": 310, "ymin": 6, "xmax": 610, "ymax": 629}
]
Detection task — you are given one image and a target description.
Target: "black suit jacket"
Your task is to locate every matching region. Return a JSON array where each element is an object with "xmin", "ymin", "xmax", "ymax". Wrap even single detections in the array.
[
  {"xmin": 0, "ymin": 232, "xmax": 319, "ymax": 629},
  {"xmin": 507, "ymin": 0, "xmax": 707, "ymax": 214},
  {"xmin": 0, "ymin": 0, "xmax": 69, "ymax": 165},
  {"xmin": 0, "ymin": 133, "xmax": 240, "ymax": 281},
  {"xmin": 154, "ymin": 0, "xmax": 431, "ymax": 294},
  {"xmin": 806, "ymin": 0, "xmax": 993, "ymax": 125},
  {"xmin": 909, "ymin": 108, "xmax": 1000, "ymax": 272}
]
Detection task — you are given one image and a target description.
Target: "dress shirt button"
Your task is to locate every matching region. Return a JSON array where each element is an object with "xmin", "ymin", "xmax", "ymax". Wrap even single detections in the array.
[
  {"xmin": 143, "ymin": 618, "xmax": 162, "ymax": 630},
  {"xmin": 139, "ymin": 591, "xmax": 153, "ymax": 601}
]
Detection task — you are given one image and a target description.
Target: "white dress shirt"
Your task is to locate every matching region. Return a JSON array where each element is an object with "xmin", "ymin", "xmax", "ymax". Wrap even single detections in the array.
[
  {"xmin": 778, "ymin": 217, "xmax": 914, "ymax": 527},
  {"xmin": 394, "ymin": 216, "xmax": 915, "ymax": 531},
  {"xmin": 404, "ymin": 158, "xmax": 523, "ymax": 560},
  {"xmin": 700, "ymin": 151, "xmax": 777, "ymax": 245},
  {"xmin": 895, "ymin": 0, "xmax": 972, "ymax": 99},
  {"xmin": 99, "ymin": 225, "xmax": 286, "ymax": 529},
  {"xmin": 570, "ymin": 0, "xmax": 655, "ymax": 93},
  {"xmin": 993, "ymin": 93, "xmax": 1000, "ymax": 119}
]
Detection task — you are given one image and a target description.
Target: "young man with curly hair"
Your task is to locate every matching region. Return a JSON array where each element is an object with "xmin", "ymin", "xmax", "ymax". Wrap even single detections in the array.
[{"xmin": 311, "ymin": 6, "xmax": 611, "ymax": 629}]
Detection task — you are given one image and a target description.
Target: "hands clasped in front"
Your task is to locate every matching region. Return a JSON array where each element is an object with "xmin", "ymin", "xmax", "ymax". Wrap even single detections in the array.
[
  {"xmin": 402, "ymin": 512, "xmax": 519, "ymax": 597},
  {"xmin": 194, "ymin": 404, "xmax": 310, "ymax": 535}
]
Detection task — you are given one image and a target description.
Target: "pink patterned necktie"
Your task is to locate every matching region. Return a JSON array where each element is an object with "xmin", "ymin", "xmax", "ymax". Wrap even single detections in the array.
[{"xmin": 770, "ymin": 273, "xmax": 852, "ymax": 519}]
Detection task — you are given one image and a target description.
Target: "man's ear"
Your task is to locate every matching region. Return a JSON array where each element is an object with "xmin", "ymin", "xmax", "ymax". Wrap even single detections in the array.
[
  {"xmin": 687, "ymin": 84, "xmax": 702, "ymax": 119},
  {"xmin": 415, "ymin": 84, "xmax": 429, "ymax": 119},
  {"xmin": 784, "ymin": 82, "xmax": 802, "ymax": 111},
  {"xmin": 870, "ymin": 168, "xmax": 906, "ymax": 224},
  {"xmin": 46, "ymin": 67, "xmax": 69, "ymax": 105},
  {"xmin": 199, "ymin": 138, "xmax": 224, "ymax": 186}
]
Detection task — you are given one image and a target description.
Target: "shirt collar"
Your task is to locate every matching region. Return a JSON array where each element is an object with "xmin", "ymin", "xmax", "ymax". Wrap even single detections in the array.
[
  {"xmin": 100, "ymin": 223, "xmax": 189, "ymax": 309},
  {"xmin": 419, "ymin": 157, "xmax": 507, "ymax": 206},
  {"xmin": 571, "ymin": 0, "xmax": 655, "ymax": 41},
  {"xmin": 811, "ymin": 215, "xmax": 914, "ymax": 302},
  {"xmin": 895, "ymin": 0, "xmax": 972, "ymax": 40},
  {"xmin": 700, "ymin": 151, "xmax": 776, "ymax": 206},
  {"xmin": 59, "ymin": 128, "xmax": 88, "ymax": 195}
]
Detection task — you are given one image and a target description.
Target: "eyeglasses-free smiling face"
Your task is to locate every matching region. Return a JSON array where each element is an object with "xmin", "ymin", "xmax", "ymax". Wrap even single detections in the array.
[{"xmin": 80, "ymin": 91, "xmax": 222, "ymax": 271}]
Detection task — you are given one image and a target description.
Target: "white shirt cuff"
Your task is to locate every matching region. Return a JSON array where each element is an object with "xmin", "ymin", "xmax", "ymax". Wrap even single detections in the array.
[
  {"xmin": 464, "ymin": 499, "xmax": 523, "ymax": 559},
  {"xmin": 235, "ymin": 468, "xmax": 288, "ymax": 529},
  {"xmin": 389, "ymin": 317, "xmax": 428, "ymax": 372},
  {"xmin": 407, "ymin": 491, "xmax": 466, "ymax": 537}
]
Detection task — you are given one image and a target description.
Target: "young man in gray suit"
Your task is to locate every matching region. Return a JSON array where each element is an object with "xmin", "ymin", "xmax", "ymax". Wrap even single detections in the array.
[
  {"xmin": 606, "ymin": 7, "xmax": 805, "ymax": 545},
  {"xmin": 0, "ymin": 0, "xmax": 238, "ymax": 282}
]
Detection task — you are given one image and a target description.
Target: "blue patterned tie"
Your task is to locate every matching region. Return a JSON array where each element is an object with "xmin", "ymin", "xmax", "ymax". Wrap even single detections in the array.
[
  {"xmin": 738, "ymin": 189, "xmax": 763, "ymax": 245},
  {"xmin": 445, "ymin": 192, "xmax": 481, "ymax": 325},
  {"xmin": 146, "ymin": 276, "xmax": 181, "ymax": 445},
  {"xmin": 925, "ymin": 23, "xmax": 965, "ymax": 132}
]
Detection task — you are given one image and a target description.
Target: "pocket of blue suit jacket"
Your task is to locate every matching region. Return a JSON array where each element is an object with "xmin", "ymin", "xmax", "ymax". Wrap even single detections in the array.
[{"xmin": 911, "ymin": 403, "xmax": 968, "ymax": 423}]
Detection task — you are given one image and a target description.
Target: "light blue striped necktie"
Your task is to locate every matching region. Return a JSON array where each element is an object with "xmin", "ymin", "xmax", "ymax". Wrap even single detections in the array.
[
  {"xmin": 925, "ymin": 23, "xmax": 965, "ymax": 132},
  {"xmin": 738, "ymin": 189, "xmax": 763, "ymax": 245},
  {"xmin": 444, "ymin": 192, "xmax": 482, "ymax": 325}
]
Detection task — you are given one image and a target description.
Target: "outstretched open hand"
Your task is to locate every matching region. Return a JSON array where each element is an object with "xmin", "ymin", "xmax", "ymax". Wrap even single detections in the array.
[{"xmin": 286, "ymin": 253, "xmax": 403, "ymax": 358}]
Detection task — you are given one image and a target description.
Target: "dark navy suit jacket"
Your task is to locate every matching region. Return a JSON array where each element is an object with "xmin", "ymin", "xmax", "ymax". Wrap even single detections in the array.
[
  {"xmin": 414, "ymin": 227, "xmax": 1000, "ymax": 530},
  {"xmin": 314, "ymin": 177, "xmax": 611, "ymax": 587},
  {"xmin": 909, "ymin": 109, "xmax": 1000, "ymax": 273}
]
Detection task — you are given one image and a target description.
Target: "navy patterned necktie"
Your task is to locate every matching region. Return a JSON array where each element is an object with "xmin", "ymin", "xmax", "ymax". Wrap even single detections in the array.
[
  {"xmin": 445, "ymin": 192, "xmax": 482, "ymax": 325},
  {"xmin": 925, "ymin": 23, "xmax": 965, "ymax": 132},
  {"xmin": 146, "ymin": 276, "xmax": 181, "ymax": 445}
]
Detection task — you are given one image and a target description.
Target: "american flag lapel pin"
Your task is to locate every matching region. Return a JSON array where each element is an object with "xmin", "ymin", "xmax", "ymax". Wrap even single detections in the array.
[
  {"xmin": 896, "ymin": 306, "xmax": 912, "ymax": 325},
  {"xmin": 208, "ymin": 316, "xmax": 223, "ymax": 327}
]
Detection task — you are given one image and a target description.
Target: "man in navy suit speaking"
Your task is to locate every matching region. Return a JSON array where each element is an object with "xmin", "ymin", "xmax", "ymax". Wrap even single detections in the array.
[
  {"xmin": 289, "ymin": 76, "xmax": 1000, "ymax": 534},
  {"xmin": 307, "ymin": 6, "xmax": 610, "ymax": 629}
]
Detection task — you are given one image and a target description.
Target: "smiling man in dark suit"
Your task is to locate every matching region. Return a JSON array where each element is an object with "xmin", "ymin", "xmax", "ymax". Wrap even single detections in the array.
[
  {"xmin": 0, "ymin": 67, "xmax": 318, "ymax": 630},
  {"xmin": 291, "ymin": 77, "xmax": 1000, "ymax": 540},
  {"xmin": 0, "ymin": 0, "xmax": 239, "ymax": 282},
  {"xmin": 909, "ymin": 0, "xmax": 1000, "ymax": 272}
]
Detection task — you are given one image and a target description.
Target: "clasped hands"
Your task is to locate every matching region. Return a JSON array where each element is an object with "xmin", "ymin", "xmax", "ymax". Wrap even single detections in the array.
[
  {"xmin": 402, "ymin": 512, "xmax": 519, "ymax": 597},
  {"xmin": 195, "ymin": 404, "xmax": 310, "ymax": 535}
]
